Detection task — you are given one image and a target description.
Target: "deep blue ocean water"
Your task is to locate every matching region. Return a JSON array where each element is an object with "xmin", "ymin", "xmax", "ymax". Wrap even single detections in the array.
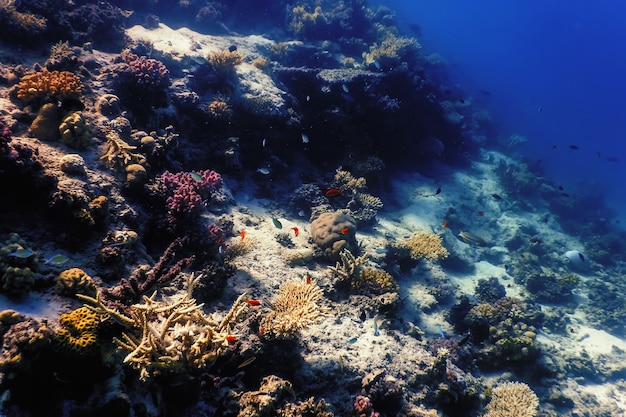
[{"xmin": 373, "ymin": 0, "xmax": 626, "ymax": 217}]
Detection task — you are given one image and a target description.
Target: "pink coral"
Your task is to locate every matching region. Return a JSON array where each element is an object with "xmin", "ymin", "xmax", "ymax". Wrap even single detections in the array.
[
  {"xmin": 158, "ymin": 169, "xmax": 222, "ymax": 219},
  {"xmin": 122, "ymin": 52, "xmax": 170, "ymax": 90},
  {"xmin": 353, "ymin": 395, "xmax": 379, "ymax": 417}
]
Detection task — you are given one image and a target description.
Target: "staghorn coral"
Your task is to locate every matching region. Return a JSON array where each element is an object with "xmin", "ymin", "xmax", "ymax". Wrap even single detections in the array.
[
  {"xmin": 79, "ymin": 274, "xmax": 249, "ymax": 380},
  {"xmin": 238, "ymin": 375, "xmax": 297, "ymax": 417},
  {"xmin": 397, "ymin": 232, "xmax": 449, "ymax": 261},
  {"xmin": 16, "ymin": 70, "xmax": 82, "ymax": 104},
  {"xmin": 260, "ymin": 278, "xmax": 324, "ymax": 339},
  {"xmin": 483, "ymin": 381, "xmax": 539, "ymax": 417},
  {"xmin": 207, "ymin": 49, "xmax": 244, "ymax": 76},
  {"xmin": 328, "ymin": 248, "xmax": 368, "ymax": 285},
  {"xmin": 45, "ymin": 41, "xmax": 82, "ymax": 72},
  {"xmin": 56, "ymin": 267, "xmax": 97, "ymax": 298},
  {"xmin": 54, "ymin": 306, "xmax": 101, "ymax": 355},
  {"xmin": 59, "ymin": 111, "xmax": 91, "ymax": 150},
  {"xmin": 99, "ymin": 130, "xmax": 145, "ymax": 172}
]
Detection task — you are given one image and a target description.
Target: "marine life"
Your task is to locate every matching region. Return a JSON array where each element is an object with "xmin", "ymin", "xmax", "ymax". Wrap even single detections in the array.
[
  {"xmin": 458, "ymin": 231, "xmax": 489, "ymax": 247},
  {"xmin": 262, "ymin": 138, "xmax": 266, "ymax": 147},
  {"xmin": 305, "ymin": 274, "xmax": 311, "ymax": 284},
  {"xmin": 271, "ymin": 216, "xmax": 283, "ymax": 229},
  {"xmin": 434, "ymin": 187, "xmax": 442, "ymax": 195},
  {"xmin": 491, "ymin": 193, "xmax": 503, "ymax": 200},
  {"xmin": 340, "ymin": 227, "xmax": 350, "ymax": 235},
  {"xmin": 569, "ymin": 145, "xmax": 579, "ymax": 150},
  {"xmin": 225, "ymin": 335, "xmax": 237, "ymax": 343},
  {"xmin": 290, "ymin": 227, "xmax": 299, "ymax": 237},
  {"xmin": 257, "ymin": 167, "xmax": 270, "ymax": 175},
  {"xmin": 436, "ymin": 323, "xmax": 446, "ymax": 338},
  {"xmin": 9, "ymin": 249, "xmax": 35, "ymax": 258},
  {"xmin": 342, "ymin": 83, "xmax": 349, "ymax": 93},
  {"xmin": 564, "ymin": 250, "xmax": 587, "ymax": 270},
  {"xmin": 301, "ymin": 133, "xmax": 309, "ymax": 143},
  {"xmin": 537, "ymin": 104, "xmax": 542, "ymax": 112},
  {"xmin": 373, "ymin": 317, "xmax": 380, "ymax": 336},
  {"xmin": 245, "ymin": 298, "xmax": 262, "ymax": 306},
  {"xmin": 45, "ymin": 254, "xmax": 69, "ymax": 265},
  {"xmin": 240, "ymin": 230, "xmax": 246, "ymax": 240},
  {"xmin": 347, "ymin": 336, "xmax": 358, "ymax": 344},
  {"xmin": 237, "ymin": 356, "xmax": 256, "ymax": 369},
  {"xmin": 374, "ymin": 247, "xmax": 388, "ymax": 254},
  {"xmin": 465, "ymin": 294, "xmax": 479, "ymax": 305},
  {"xmin": 476, "ymin": 210, "xmax": 484, "ymax": 217},
  {"xmin": 325, "ymin": 188, "xmax": 342, "ymax": 198},
  {"xmin": 442, "ymin": 220, "xmax": 449, "ymax": 228},
  {"xmin": 190, "ymin": 171, "xmax": 203, "ymax": 183}
]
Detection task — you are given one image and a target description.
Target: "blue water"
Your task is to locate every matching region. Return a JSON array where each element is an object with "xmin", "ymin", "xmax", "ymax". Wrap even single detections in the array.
[{"xmin": 373, "ymin": 0, "xmax": 626, "ymax": 214}]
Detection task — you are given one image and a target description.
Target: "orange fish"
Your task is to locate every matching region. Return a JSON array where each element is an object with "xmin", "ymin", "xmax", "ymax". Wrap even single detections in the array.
[
  {"xmin": 340, "ymin": 227, "xmax": 350, "ymax": 235},
  {"xmin": 225, "ymin": 335, "xmax": 236, "ymax": 343},
  {"xmin": 442, "ymin": 220, "xmax": 449, "ymax": 228},
  {"xmin": 325, "ymin": 188, "xmax": 342, "ymax": 198},
  {"xmin": 240, "ymin": 230, "xmax": 246, "ymax": 240},
  {"xmin": 290, "ymin": 227, "xmax": 299, "ymax": 237},
  {"xmin": 305, "ymin": 274, "xmax": 311, "ymax": 284},
  {"xmin": 476, "ymin": 211, "xmax": 484, "ymax": 217},
  {"xmin": 246, "ymin": 298, "xmax": 262, "ymax": 306}
]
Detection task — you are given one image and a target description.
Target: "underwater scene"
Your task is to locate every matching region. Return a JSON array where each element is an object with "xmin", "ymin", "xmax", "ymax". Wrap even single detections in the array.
[{"xmin": 0, "ymin": 0, "xmax": 625, "ymax": 416}]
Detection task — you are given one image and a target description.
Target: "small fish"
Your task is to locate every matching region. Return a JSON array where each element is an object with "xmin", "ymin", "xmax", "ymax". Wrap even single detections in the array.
[
  {"xmin": 347, "ymin": 337, "xmax": 358, "ymax": 344},
  {"xmin": 436, "ymin": 324, "xmax": 446, "ymax": 338},
  {"xmin": 458, "ymin": 231, "xmax": 489, "ymax": 247},
  {"xmin": 45, "ymin": 254, "xmax": 68, "ymax": 265},
  {"xmin": 290, "ymin": 227, "xmax": 299, "ymax": 237},
  {"xmin": 569, "ymin": 145, "xmax": 579, "ymax": 150},
  {"xmin": 301, "ymin": 133, "xmax": 309, "ymax": 144},
  {"xmin": 271, "ymin": 216, "xmax": 283, "ymax": 229},
  {"xmin": 325, "ymin": 188, "xmax": 342, "ymax": 198},
  {"xmin": 374, "ymin": 247, "xmax": 388, "ymax": 254},
  {"xmin": 529, "ymin": 236, "xmax": 542, "ymax": 244},
  {"xmin": 228, "ymin": 44, "xmax": 237, "ymax": 52},
  {"xmin": 476, "ymin": 210, "xmax": 484, "ymax": 217},
  {"xmin": 465, "ymin": 294, "xmax": 479, "ymax": 305},
  {"xmin": 607, "ymin": 156, "xmax": 620, "ymax": 163},
  {"xmin": 595, "ymin": 152, "xmax": 601, "ymax": 159},
  {"xmin": 459, "ymin": 98, "xmax": 465, "ymax": 104},
  {"xmin": 491, "ymin": 193, "xmax": 503, "ymax": 201},
  {"xmin": 9, "ymin": 249, "xmax": 34, "ymax": 258},
  {"xmin": 245, "ymin": 298, "xmax": 262, "ymax": 306},
  {"xmin": 236, "ymin": 356, "xmax": 256, "ymax": 369},
  {"xmin": 373, "ymin": 317, "xmax": 380, "ymax": 337},
  {"xmin": 262, "ymin": 297, "xmax": 277, "ymax": 310},
  {"xmin": 340, "ymin": 227, "xmax": 350, "ymax": 235},
  {"xmin": 191, "ymin": 55, "xmax": 208, "ymax": 65},
  {"xmin": 262, "ymin": 138, "xmax": 266, "ymax": 147},
  {"xmin": 240, "ymin": 230, "xmax": 246, "ymax": 240},
  {"xmin": 306, "ymin": 95, "xmax": 310, "ymax": 102},
  {"xmin": 190, "ymin": 172, "xmax": 203, "ymax": 183},
  {"xmin": 442, "ymin": 220, "xmax": 449, "ymax": 228},
  {"xmin": 561, "ymin": 193, "xmax": 570, "ymax": 197},
  {"xmin": 225, "ymin": 335, "xmax": 237, "ymax": 343},
  {"xmin": 305, "ymin": 274, "xmax": 312, "ymax": 284},
  {"xmin": 257, "ymin": 167, "xmax": 270, "ymax": 175},
  {"xmin": 558, "ymin": 185, "xmax": 564, "ymax": 191},
  {"xmin": 537, "ymin": 104, "xmax": 542, "ymax": 112},
  {"xmin": 218, "ymin": 245, "xmax": 224, "ymax": 255},
  {"xmin": 434, "ymin": 187, "xmax": 442, "ymax": 195},
  {"xmin": 342, "ymin": 83, "xmax": 349, "ymax": 93}
]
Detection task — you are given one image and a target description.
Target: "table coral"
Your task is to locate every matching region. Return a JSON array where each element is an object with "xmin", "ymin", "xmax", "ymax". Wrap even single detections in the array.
[
  {"xmin": 483, "ymin": 381, "xmax": 539, "ymax": 417},
  {"xmin": 260, "ymin": 278, "xmax": 323, "ymax": 339},
  {"xmin": 16, "ymin": 70, "xmax": 82, "ymax": 104}
]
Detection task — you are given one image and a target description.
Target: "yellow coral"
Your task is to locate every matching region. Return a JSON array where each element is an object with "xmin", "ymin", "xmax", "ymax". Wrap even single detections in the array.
[
  {"xmin": 207, "ymin": 49, "xmax": 244, "ymax": 75},
  {"xmin": 260, "ymin": 279, "xmax": 323, "ymax": 339},
  {"xmin": 363, "ymin": 35, "xmax": 421, "ymax": 68},
  {"xmin": 16, "ymin": 70, "xmax": 82, "ymax": 103},
  {"xmin": 289, "ymin": 5, "xmax": 326, "ymax": 34},
  {"xmin": 483, "ymin": 381, "xmax": 539, "ymax": 417},
  {"xmin": 55, "ymin": 306, "xmax": 100, "ymax": 354},
  {"xmin": 399, "ymin": 232, "xmax": 449, "ymax": 261},
  {"xmin": 56, "ymin": 268, "xmax": 97, "ymax": 298},
  {"xmin": 358, "ymin": 267, "xmax": 398, "ymax": 292}
]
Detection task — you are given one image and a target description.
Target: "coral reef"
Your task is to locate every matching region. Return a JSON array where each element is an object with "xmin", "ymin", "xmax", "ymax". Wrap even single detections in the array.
[
  {"xmin": 122, "ymin": 51, "xmax": 171, "ymax": 90},
  {"xmin": 0, "ymin": 313, "xmax": 53, "ymax": 373},
  {"xmin": 0, "ymin": 0, "xmax": 47, "ymax": 41},
  {"xmin": 260, "ymin": 278, "xmax": 323, "ymax": 339},
  {"xmin": 99, "ymin": 130, "xmax": 145, "ymax": 172},
  {"xmin": 207, "ymin": 49, "xmax": 244, "ymax": 76},
  {"xmin": 363, "ymin": 34, "xmax": 421, "ymax": 69},
  {"xmin": 483, "ymin": 381, "xmax": 539, "ymax": 417},
  {"xmin": 0, "ymin": 234, "xmax": 37, "ymax": 298},
  {"xmin": 54, "ymin": 306, "xmax": 101, "ymax": 355},
  {"xmin": 396, "ymin": 232, "xmax": 449, "ymax": 261},
  {"xmin": 310, "ymin": 211, "xmax": 358, "ymax": 259},
  {"xmin": 58, "ymin": 111, "xmax": 91, "ymax": 150},
  {"xmin": 56, "ymin": 267, "xmax": 97, "ymax": 298}
]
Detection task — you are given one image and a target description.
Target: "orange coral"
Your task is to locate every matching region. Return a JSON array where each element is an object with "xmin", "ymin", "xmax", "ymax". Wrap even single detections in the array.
[{"xmin": 16, "ymin": 70, "xmax": 82, "ymax": 103}]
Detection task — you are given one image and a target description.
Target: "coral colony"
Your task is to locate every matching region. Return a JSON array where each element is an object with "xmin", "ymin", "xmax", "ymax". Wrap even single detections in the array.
[{"xmin": 0, "ymin": 0, "xmax": 621, "ymax": 416}]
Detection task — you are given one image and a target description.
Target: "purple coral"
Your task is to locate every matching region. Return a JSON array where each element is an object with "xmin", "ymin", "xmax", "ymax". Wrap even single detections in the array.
[
  {"xmin": 158, "ymin": 169, "xmax": 222, "ymax": 220},
  {"xmin": 353, "ymin": 395, "xmax": 379, "ymax": 417},
  {"xmin": 123, "ymin": 52, "xmax": 170, "ymax": 90}
]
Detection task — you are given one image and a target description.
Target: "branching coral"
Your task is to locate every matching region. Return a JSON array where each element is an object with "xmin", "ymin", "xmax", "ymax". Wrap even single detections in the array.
[
  {"xmin": 79, "ymin": 274, "xmax": 249, "ymax": 380},
  {"xmin": 121, "ymin": 51, "xmax": 170, "ymax": 90},
  {"xmin": 397, "ymin": 232, "xmax": 449, "ymax": 261},
  {"xmin": 99, "ymin": 131, "xmax": 145, "ymax": 172},
  {"xmin": 207, "ymin": 49, "xmax": 244, "ymax": 75},
  {"xmin": 328, "ymin": 248, "xmax": 368, "ymax": 284},
  {"xmin": 331, "ymin": 169, "xmax": 383, "ymax": 224},
  {"xmin": 16, "ymin": 70, "xmax": 82, "ymax": 104},
  {"xmin": 363, "ymin": 34, "xmax": 421, "ymax": 69},
  {"xmin": 289, "ymin": 5, "xmax": 327, "ymax": 35},
  {"xmin": 483, "ymin": 381, "xmax": 539, "ymax": 417},
  {"xmin": 260, "ymin": 278, "xmax": 324, "ymax": 339}
]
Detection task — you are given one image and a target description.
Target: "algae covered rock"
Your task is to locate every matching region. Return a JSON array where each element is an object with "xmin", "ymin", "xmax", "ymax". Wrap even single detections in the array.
[{"xmin": 310, "ymin": 211, "xmax": 357, "ymax": 259}]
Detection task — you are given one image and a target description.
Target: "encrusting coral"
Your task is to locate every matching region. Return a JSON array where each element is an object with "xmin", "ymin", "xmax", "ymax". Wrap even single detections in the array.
[
  {"xmin": 16, "ymin": 70, "xmax": 82, "ymax": 104},
  {"xmin": 260, "ymin": 278, "xmax": 324, "ymax": 339},
  {"xmin": 397, "ymin": 232, "xmax": 449, "ymax": 261},
  {"xmin": 54, "ymin": 306, "xmax": 101, "ymax": 355},
  {"xmin": 78, "ymin": 273, "xmax": 249, "ymax": 380},
  {"xmin": 483, "ymin": 381, "xmax": 539, "ymax": 417},
  {"xmin": 56, "ymin": 267, "xmax": 97, "ymax": 298}
]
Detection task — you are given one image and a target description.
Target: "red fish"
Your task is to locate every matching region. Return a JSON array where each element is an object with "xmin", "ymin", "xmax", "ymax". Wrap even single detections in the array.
[
  {"xmin": 305, "ymin": 274, "xmax": 311, "ymax": 284},
  {"xmin": 476, "ymin": 211, "xmax": 484, "ymax": 217},
  {"xmin": 225, "ymin": 335, "xmax": 236, "ymax": 343},
  {"xmin": 340, "ymin": 227, "xmax": 350, "ymax": 235},
  {"xmin": 246, "ymin": 298, "xmax": 262, "ymax": 306},
  {"xmin": 290, "ymin": 227, "xmax": 299, "ymax": 237},
  {"xmin": 240, "ymin": 230, "xmax": 246, "ymax": 240},
  {"xmin": 325, "ymin": 188, "xmax": 342, "ymax": 198},
  {"xmin": 442, "ymin": 220, "xmax": 449, "ymax": 228}
]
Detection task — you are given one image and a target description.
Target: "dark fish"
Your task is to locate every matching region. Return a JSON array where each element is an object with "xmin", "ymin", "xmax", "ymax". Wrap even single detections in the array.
[
  {"xmin": 434, "ymin": 187, "xmax": 442, "ymax": 195},
  {"xmin": 561, "ymin": 193, "xmax": 570, "ymax": 197},
  {"xmin": 607, "ymin": 157, "xmax": 620, "ymax": 163},
  {"xmin": 596, "ymin": 152, "xmax": 601, "ymax": 159},
  {"xmin": 491, "ymin": 193, "xmax": 503, "ymax": 201},
  {"xmin": 537, "ymin": 104, "xmax": 542, "ymax": 112},
  {"xmin": 552, "ymin": 145, "xmax": 557, "ymax": 149},
  {"xmin": 459, "ymin": 98, "xmax": 465, "ymax": 104},
  {"xmin": 228, "ymin": 45, "xmax": 237, "ymax": 52},
  {"xmin": 558, "ymin": 185, "xmax": 564, "ymax": 191},
  {"xmin": 408, "ymin": 23, "xmax": 422, "ymax": 37},
  {"xmin": 569, "ymin": 145, "xmax": 579, "ymax": 150}
]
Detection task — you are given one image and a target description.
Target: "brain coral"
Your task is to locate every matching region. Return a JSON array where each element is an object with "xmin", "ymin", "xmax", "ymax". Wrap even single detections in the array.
[
  {"xmin": 58, "ymin": 111, "xmax": 91, "ymax": 150},
  {"xmin": 56, "ymin": 267, "xmax": 97, "ymax": 298},
  {"xmin": 310, "ymin": 211, "xmax": 357, "ymax": 259},
  {"xmin": 484, "ymin": 381, "xmax": 539, "ymax": 417},
  {"xmin": 55, "ymin": 306, "xmax": 100, "ymax": 354}
]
